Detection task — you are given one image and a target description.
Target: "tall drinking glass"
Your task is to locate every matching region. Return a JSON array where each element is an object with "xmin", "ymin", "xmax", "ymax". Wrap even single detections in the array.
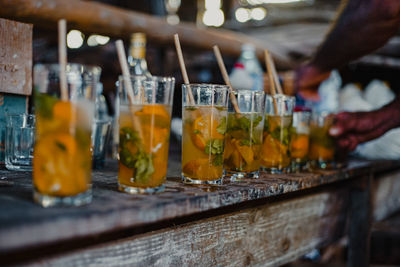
[
  {"xmin": 261, "ymin": 94, "xmax": 295, "ymax": 173},
  {"xmin": 118, "ymin": 76, "xmax": 175, "ymax": 194},
  {"xmin": 309, "ymin": 112, "xmax": 336, "ymax": 169},
  {"xmin": 182, "ymin": 84, "xmax": 229, "ymax": 185},
  {"xmin": 224, "ymin": 90, "xmax": 265, "ymax": 179},
  {"xmin": 291, "ymin": 110, "xmax": 311, "ymax": 172},
  {"xmin": 33, "ymin": 64, "xmax": 101, "ymax": 207}
]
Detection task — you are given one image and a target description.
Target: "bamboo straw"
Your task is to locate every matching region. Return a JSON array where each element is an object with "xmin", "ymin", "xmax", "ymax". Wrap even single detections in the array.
[
  {"xmin": 58, "ymin": 19, "xmax": 68, "ymax": 101},
  {"xmin": 264, "ymin": 49, "xmax": 279, "ymax": 114},
  {"xmin": 173, "ymin": 34, "xmax": 195, "ymax": 106},
  {"xmin": 115, "ymin": 39, "xmax": 143, "ymax": 139},
  {"xmin": 266, "ymin": 50, "xmax": 283, "ymax": 95},
  {"xmin": 212, "ymin": 45, "xmax": 240, "ymax": 113}
]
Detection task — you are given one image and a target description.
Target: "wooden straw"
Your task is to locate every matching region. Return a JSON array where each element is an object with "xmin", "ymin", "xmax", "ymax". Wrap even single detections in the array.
[
  {"xmin": 266, "ymin": 50, "xmax": 283, "ymax": 95},
  {"xmin": 212, "ymin": 45, "xmax": 240, "ymax": 113},
  {"xmin": 115, "ymin": 39, "xmax": 143, "ymax": 139},
  {"xmin": 264, "ymin": 49, "xmax": 279, "ymax": 114},
  {"xmin": 173, "ymin": 34, "xmax": 195, "ymax": 105},
  {"xmin": 58, "ymin": 19, "xmax": 68, "ymax": 101}
]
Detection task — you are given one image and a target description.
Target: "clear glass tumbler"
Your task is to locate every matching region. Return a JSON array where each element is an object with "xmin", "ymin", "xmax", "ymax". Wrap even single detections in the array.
[
  {"xmin": 224, "ymin": 90, "xmax": 265, "ymax": 179},
  {"xmin": 5, "ymin": 114, "xmax": 35, "ymax": 171},
  {"xmin": 261, "ymin": 94, "xmax": 295, "ymax": 173},
  {"xmin": 118, "ymin": 75, "xmax": 175, "ymax": 194},
  {"xmin": 33, "ymin": 63, "xmax": 101, "ymax": 207},
  {"xmin": 291, "ymin": 110, "xmax": 311, "ymax": 172},
  {"xmin": 92, "ymin": 118, "xmax": 112, "ymax": 169},
  {"xmin": 181, "ymin": 84, "xmax": 229, "ymax": 185},
  {"xmin": 309, "ymin": 112, "xmax": 336, "ymax": 169}
]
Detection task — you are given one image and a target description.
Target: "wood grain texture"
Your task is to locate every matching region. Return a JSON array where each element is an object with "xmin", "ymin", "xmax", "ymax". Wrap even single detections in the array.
[
  {"xmin": 0, "ymin": 0, "xmax": 291, "ymax": 68},
  {"xmin": 372, "ymin": 170, "xmax": 400, "ymax": 221},
  {"xmin": 28, "ymin": 189, "xmax": 348, "ymax": 267},
  {"xmin": 0, "ymin": 159, "xmax": 398, "ymax": 256},
  {"xmin": 0, "ymin": 18, "xmax": 32, "ymax": 95}
]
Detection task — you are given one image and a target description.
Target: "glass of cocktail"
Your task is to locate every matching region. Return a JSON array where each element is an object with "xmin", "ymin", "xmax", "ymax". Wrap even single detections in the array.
[
  {"xmin": 118, "ymin": 75, "xmax": 175, "ymax": 193},
  {"xmin": 182, "ymin": 84, "xmax": 229, "ymax": 184},
  {"xmin": 309, "ymin": 112, "xmax": 336, "ymax": 169},
  {"xmin": 291, "ymin": 109, "xmax": 311, "ymax": 172},
  {"xmin": 261, "ymin": 94, "xmax": 295, "ymax": 173},
  {"xmin": 33, "ymin": 64, "xmax": 101, "ymax": 207},
  {"xmin": 224, "ymin": 90, "xmax": 265, "ymax": 179}
]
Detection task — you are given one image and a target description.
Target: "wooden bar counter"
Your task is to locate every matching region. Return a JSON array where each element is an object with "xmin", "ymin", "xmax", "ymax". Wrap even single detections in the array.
[{"xmin": 1, "ymin": 158, "xmax": 400, "ymax": 266}]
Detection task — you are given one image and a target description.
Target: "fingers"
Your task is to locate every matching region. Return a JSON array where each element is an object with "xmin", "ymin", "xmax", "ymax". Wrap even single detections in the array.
[{"xmin": 335, "ymin": 127, "xmax": 387, "ymax": 152}]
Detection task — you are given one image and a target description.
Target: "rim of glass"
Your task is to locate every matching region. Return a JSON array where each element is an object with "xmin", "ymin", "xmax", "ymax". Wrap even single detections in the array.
[
  {"xmin": 118, "ymin": 75, "xmax": 175, "ymax": 82},
  {"xmin": 182, "ymin": 83, "xmax": 230, "ymax": 91},
  {"xmin": 34, "ymin": 63, "xmax": 102, "ymax": 74},
  {"xmin": 266, "ymin": 93, "xmax": 295, "ymax": 101},
  {"xmin": 231, "ymin": 89, "xmax": 265, "ymax": 96}
]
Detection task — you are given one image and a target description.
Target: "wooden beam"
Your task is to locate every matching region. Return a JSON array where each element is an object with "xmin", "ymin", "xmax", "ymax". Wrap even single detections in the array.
[
  {"xmin": 26, "ymin": 189, "xmax": 348, "ymax": 266},
  {"xmin": 0, "ymin": 0, "xmax": 292, "ymax": 68}
]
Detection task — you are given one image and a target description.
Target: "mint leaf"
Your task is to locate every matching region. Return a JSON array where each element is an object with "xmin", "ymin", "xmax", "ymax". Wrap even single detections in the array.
[
  {"xmin": 120, "ymin": 127, "xmax": 140, "ymax": 147},
  {"xmin": 240, "ymin": 139, "xmax": 251, "ymax": 146},
  {"xmin": 133, "ymin": 151, "xmax": 154, "ymax": 183},
  {"xmin": 35, "ymin": 92, "xmax": 58, "ymax": 119},
  {"xmin": 216, "ymin": 119, "xmax": 227, "ymax": 135},
  {"xmin": 193, "ymin": 129, "xmax": 200, "ymax": 134},
  {"xmin": 205, "ymin": 139, "xmax": 224, "ymax": 155},
  {"xmin": 213, "ymin": 154, "xmax": 223, "ymax": 166}
]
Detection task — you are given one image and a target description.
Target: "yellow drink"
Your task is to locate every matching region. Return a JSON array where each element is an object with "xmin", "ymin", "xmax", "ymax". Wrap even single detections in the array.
[
  {"xmin": 182, "ymin": 106, "xmax": 227, "ymax": 182},
  {"xmin": 223, "ymin": 113, "xmax": 263, "ymax": 177},
  {"xmin": 33, "ymin": 94, "xmax": 93, "ymax": 198},
  {"xmin": 261, "ymin": 115, "xmax": 292, "ymax": 172},
  {"xmin": 118, "ymin": 104, "xmax": 171, "ymax": 191}
]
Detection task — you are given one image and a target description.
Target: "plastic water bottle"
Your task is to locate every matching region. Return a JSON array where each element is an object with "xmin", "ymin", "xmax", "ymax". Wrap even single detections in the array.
[{"xmin": 231, "ymin": 44, "xmax": 264, "ymax": 91}]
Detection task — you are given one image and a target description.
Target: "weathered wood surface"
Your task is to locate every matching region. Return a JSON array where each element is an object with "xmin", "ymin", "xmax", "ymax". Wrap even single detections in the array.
[
  {"xmin": 29, "ymin": 189, "xmax": 349, "ymax": 267},
  {"xmin": 0, "ymin": 0, "xmax": 291, "ymax": 68},
  {"xmin": 0, "ymin": 159, "xmax": 399, "ymax": 259},
  {"xmin": 0, "ymin": 18, "xmax": 32, "ymax": 95},
  {"xmin": 347, "ymin": 174, "xmax": 372, "ymax": 267}
]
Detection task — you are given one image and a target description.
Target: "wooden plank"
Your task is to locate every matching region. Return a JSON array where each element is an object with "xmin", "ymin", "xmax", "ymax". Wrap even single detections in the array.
[
  {"xmin": 372, "ymin": 170, "xmax": 400, "ymax": 221},
  {"xmin": 347, "ymin": 174, "xmax": 372, "ymax": 267},
  {"xmin": 25, "ymin": 189, "xmax": 349, "ymax": 266},
  {"xmin": 0, "ymin": 160, "xmax": 374, "ymax": 255},
  {"xmin": 0, "ymin": 0, "xmax": 292, "ymax": 68},
  {"xmin": 0, "ymin": 18, "xmax": 32, "ymax": 95}
]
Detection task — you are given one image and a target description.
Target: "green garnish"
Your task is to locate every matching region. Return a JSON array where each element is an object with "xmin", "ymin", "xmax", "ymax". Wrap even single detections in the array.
[
  {"xmin": 204, "ymin": 139, "xmax": 224, "ymax": 155},
  {"xmin": 186, "ymin": 106, "xmax": 197, "ymax": 111},
  {"xmin": 213, "ymin": 154, "xmax": 224, "ymax": 166},
  {"xmin": 35, "ymin": 92, "xmax": 58, "ymax": 119},
  {"xmin": 216, "ymin": 119, "xmax": 227, "ymax": 135},
  {"xmin": 119, "ymin": 127, "xmax": 154, "ymax": 183},
  {"xmin": 193, "ymin": 129, "xmax": 201, "ymax": 134}
]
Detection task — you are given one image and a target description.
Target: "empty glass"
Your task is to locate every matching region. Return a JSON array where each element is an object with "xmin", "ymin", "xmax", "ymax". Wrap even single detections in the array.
[{"xmin": 5, "ymin": 114, "xmax": 35, "ymax": 171}]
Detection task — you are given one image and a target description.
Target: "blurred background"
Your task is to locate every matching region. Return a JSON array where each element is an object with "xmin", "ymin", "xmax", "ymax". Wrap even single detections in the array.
[{"xmin": 32, "ymin": 0, "xmax": 400, "ymax": 118}]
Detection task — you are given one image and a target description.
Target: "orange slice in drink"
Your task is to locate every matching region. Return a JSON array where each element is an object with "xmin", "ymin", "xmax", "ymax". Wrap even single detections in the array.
[
  {"xmin": 234, "ymin": 140, "xmax": 254, "ymax": 165},
  {"xmin": 183, "ymin": 158, "xmax": 220, "ymax": 180},
  {"xmin": 291, "ymin": 134, "xmax": 309, "ymax": 158},
  {"xmin": 191, "ymin": 115, "xmax": 224, "ymax": 150},
  {"xmin": 53, "ymin": 101, "xmax": 76, "ymax": 124}
]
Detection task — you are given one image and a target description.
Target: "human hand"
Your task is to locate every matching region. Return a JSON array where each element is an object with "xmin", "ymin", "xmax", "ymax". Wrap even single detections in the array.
[
  {"xmin": 294, "ymin": 64, "xmax": 331, "ymax": 101},
  {"xmin": 329, "ymin": 98, "xmax": 400, "ymax": 151}
]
